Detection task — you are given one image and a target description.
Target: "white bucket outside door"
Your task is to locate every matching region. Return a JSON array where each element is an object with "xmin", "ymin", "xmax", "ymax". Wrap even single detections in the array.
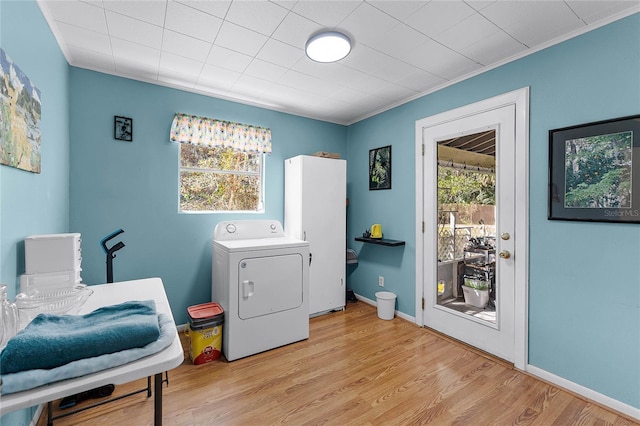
[{"xmin": 375, "ymin": 291, "xmax": 396, "ymax": 320}]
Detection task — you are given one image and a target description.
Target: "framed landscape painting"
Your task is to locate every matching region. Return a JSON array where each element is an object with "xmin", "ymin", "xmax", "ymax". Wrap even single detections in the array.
[
  {"xmin": 548, "ymin": 115, "xmax": 640, "ymax": 223},
  {"xmin": 0, "ymin": 48, "xmax": 42, "ymax": 173}
]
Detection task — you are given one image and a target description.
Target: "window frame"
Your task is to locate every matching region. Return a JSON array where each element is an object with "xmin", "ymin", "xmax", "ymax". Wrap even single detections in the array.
[{"xmin": 178, "ymin": 144, "xmax": 266, "ymax": 214}]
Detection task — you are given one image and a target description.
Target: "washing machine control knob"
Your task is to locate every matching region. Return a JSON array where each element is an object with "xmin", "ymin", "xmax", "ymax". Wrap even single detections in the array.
[
  {"xmin": 226, "ymin": 224, "xmax": 236, "ymax": 234},
  {"xmin": 270, "ymin": 223, "xmax": 276, "ymax": 230}
]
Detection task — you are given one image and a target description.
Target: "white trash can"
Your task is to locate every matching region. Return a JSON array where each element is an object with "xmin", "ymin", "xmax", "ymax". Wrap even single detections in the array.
[{"xmin": 375, "ymin": 291, "xmax": 396, "ymax": 320}]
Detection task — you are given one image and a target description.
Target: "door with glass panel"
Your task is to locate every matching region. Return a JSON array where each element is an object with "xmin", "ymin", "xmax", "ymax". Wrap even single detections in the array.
[{"xmin": 421, "ymin": 105, "xmax": 516, "ymax": 362}]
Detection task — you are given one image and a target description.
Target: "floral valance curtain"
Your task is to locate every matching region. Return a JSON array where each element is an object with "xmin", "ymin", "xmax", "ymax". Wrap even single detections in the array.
[{"xmin": 170, "ymin": 112, "xmax": 272, "ymax": 153}]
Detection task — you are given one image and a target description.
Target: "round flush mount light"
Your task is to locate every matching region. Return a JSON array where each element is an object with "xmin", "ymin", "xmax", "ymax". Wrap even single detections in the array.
[{"xmin": 305, "ymin": 31, "xmax": 352, "ymax": 63}]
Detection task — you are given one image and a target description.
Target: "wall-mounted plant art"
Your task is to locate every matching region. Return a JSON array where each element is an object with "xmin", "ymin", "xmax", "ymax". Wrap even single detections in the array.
[
  {"xmin": 369, "ymin": 145, "xmax": 391, "ymax": 190},
  {"xmin": 114, "ymin": 116, "xmax": 133, "ymax": 141},
  {"xmin": 0, "ymin": 48, "xmax": 42, "ymax": 173},
  {"xmin": 549, "ymin": 114, "xmax": 640, "ymax": 223}
]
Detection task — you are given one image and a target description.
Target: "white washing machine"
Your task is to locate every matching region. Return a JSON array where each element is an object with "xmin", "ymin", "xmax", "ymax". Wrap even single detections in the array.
[{"xmin": 212, "ymin": 220, "xmax": 310, "ymax": 361}]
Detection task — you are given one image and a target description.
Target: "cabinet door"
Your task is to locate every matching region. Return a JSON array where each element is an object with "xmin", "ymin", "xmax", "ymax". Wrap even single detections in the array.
[{"xmin": 300, "ymin": 157, "xmax": 346, "ymax": 314}]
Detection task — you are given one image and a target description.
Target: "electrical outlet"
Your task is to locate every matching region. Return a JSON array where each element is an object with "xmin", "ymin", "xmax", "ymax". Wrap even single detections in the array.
[{"xmin": 378, "ymin": 276, "xmax": 384, "ymax": 287}]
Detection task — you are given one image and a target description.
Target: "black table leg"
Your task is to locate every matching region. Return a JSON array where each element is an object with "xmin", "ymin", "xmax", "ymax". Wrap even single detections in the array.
[{"xmin": 154, "ymin": 372, "xmax": 163, "ymax": 426}]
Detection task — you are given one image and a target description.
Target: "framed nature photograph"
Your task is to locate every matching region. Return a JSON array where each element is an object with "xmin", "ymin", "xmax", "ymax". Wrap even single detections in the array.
[
  {"xmin": 548, "ymin": 114, "xmax": 640, "ymax": 223},
  {"xmin": 369, "ymin": 145, "xmax": 391, "ymax": 190}
]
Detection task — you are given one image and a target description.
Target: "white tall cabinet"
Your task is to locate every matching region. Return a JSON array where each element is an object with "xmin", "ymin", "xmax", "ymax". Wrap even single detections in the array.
[{"xmin": 284, "ymin": 155, "xmax": 346, "ymax": 316}]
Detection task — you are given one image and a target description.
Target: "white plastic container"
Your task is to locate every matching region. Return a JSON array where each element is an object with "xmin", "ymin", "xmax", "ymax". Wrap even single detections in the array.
[
  {"xmin": 25, "ymin": 233, "xmax": 81, "ymax": 274},
  {"xmin": 20, "ymin": 270, "xmax": 82, "ymax": 293},
  {"xmin": 462, "ymin": 286, "xmax": 489, "ymax": 308},
  {"xmin": 375, "ymin": 291, "xmax": 396, "ymax": 320}
]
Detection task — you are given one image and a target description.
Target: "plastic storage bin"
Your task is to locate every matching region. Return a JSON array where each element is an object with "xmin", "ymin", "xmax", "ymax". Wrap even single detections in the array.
[
  {"xmin": 25, "ymin": 233, "xmax": 82, "ymax": 274},
  {"xmin": 462, "ymin": 286, "xmax": 489, "ymax": 308},
  {"xmin": 375, "ymin": 291, "xmax": 396, "ymax": 320},
  {"xmin": 187, "ymin": 302, "xmax": 224, "ymax": 364}
]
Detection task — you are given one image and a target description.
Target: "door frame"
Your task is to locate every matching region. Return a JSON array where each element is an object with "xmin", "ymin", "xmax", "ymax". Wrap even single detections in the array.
[{"xmin": 414, "ymin": 88, "xmax": 530, "ymax": 370}]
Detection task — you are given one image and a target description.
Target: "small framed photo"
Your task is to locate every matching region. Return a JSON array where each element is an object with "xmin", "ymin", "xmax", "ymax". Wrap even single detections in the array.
[
  {"xmin": 369, "ymin": 145, "xmax": 392, "ymax": 190},
  {"xmin": 548, "ymin": 114, "xmax": 640, "ymax": 223},
  {"xmin": 114, "ymin": 116, "xmax": 133, "ymax": 141}
]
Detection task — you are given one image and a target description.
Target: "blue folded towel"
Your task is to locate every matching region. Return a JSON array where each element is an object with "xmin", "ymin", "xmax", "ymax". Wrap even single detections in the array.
[{"xmin": 0, "ymin": 300, "xmax": 160, "ymax": 374}]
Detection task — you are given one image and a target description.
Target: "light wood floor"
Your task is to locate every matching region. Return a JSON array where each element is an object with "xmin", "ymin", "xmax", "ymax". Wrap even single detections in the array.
[{"xmin": 38, "ymin": 302, "xmax": 636, "ymax": 425}]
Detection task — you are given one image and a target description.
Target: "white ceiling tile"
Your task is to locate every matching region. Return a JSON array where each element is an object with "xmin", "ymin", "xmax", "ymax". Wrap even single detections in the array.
[
  {"xmin": 370, "ymin": 81, "xmax": 416, "ymax": 102},
  {"xmin": 341, "ymin": 44, "xmax": 419, "ymax": 83},
  {"xmin": 165, "ymin": 1, "xmax": 223, "ymax": 42},
  {"xmin": 105, "ymin": 11, "xmax": 164, "ymax": 49},
  {"xmin": 111, "ymin": 38, "xmax": 161, "ymax": 66},
  {"xmin": 162, "ymin": 30, "xmax": 212, "ymax": 62},
  {"xmin": 225, "ymin": 1, "xmax": 289, "ymax": 36},
  {"xmin": 175, "ymin": 0, "xmax": 231, "ymax": 19},
  {"xmin": 102, "ymin": 1, "xmax": 167, "ymax": 27},
  {"xmin": 459, "ymin": 31, "xmax": 526, "ymax": 66},
  {"xmin": 57, "ymin": 22, "xmax": 112, "ymax": 55},
  {"xmin": 367, "ymin": 1, "xmax": 428, "ymax": 21},
  {"xmin": 291, "ymin": 0, "xmax": 362, "ymax": 27},
  {"xmin": 395, "ymin": 69, "xmax": 445, "ymax": 92},
  {"xmin": 256, "ymin": 38, "xmax": 304, "ymax": 68},
  {"xmin": 158, "ymin": 51, "xmax": 203, "ymax": 81},
  {"xmin": 271, "ymin": 12, "xmax": 321, "ymax": 49},
  {"xmin": 270, "ymin": 1, "xmax": 297, "ymax": 11},
  {"xmin": 435, "ymin": 13, "xmax": 503, "ymax": 52},
  {"xmin": 45, "ymin": 1, "xmax": 108, "ymax": 33},
  {"xmin": 206, "ymin": 45, "xmax": 253, "ymax": 73},
  {"xmin": 369, "ymin": 22, "xmax": 431, "ymax": 59},
  {"xmin": 290, "ymin": 56, "xmax": 338, "ymax": 79},
  {"xmin": 214, "ymin": 21, "xmax": 268, "ymax": 56},
  {"xmin": 114, "ymin": 60, "xmax": 159, "ymax": 81},
  {"xmin": 482, "ymin": 1, "xmax": 584, "ymax": 47},
  {"xmin": 340, "ymin": 2, "xmax": 399, "ymax": 47},
  {"xmin": 566, "ymin": 1, "xmax": 639, "ymax": 24},
  {"xmin": 66, "ymin": 45, "xmax": 115, "ymax": 72},
  {"xmin": 405, "ymin": 1, "xmax": 476, "ymax": 37},
  {"xmin": 279, "ymin": 69, "xmax": 338, "ymax": 96},
  {"xmin": 244, "ymin": 58, "xmax": 288, "ymax": 82},
  {"xmin": 400, "ymin": 38, "xmax": 481, "ymax": 79},
  {"xmin": 197, "ymin": 64, "xmax": 241, "ymax": 90}
]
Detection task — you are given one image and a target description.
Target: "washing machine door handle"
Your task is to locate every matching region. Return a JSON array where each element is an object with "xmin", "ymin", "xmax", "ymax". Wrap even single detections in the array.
[{"xmin": 242, "ymin": 280, "xmax": 254, "ymax": 299}]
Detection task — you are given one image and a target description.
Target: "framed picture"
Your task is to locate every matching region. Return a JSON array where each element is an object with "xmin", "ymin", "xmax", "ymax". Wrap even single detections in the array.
[
  {"xmin": 114, "ymin": 116, "xmax": 133, "ymax": 141},
  {"xmin": 369, "ymin": 145, "xmax": 392, "ymax": 190},
  {"xmin": 548, "ymin": 114, "xmax": 640, "ymax": 223}
]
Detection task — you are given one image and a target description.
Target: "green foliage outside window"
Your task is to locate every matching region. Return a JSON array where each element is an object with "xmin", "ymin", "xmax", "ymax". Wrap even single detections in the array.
[
  {"xmin": 437, "ymin": 166, "xmax": 496, "ymax": 206},
  {"xmin": 179, "ymin": 144, "xmax": 263, "ymax": 212}
]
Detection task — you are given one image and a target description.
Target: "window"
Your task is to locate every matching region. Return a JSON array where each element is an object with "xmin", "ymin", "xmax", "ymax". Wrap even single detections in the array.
[
  {"xmin": 179, "ymin": 144, "xmax": 264, "ymax": 213},
  {"xmin": 170, "ymin": 112, "xmax": 271, "ymax": 213}
]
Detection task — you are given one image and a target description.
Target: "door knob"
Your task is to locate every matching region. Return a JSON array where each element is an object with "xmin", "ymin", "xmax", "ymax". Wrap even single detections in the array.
[
  {"xmin": 501, "ymin": 232, "xmax": 510, "ymax": 240},
  {"xmin": 499, "ymin": 250, "xmax": 511, "ymax": 259}
]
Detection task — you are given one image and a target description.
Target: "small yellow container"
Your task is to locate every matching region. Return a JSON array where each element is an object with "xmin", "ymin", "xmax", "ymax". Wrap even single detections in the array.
[{"xmin": 186, "ymin": 302, "xmax": 224, "ymax": 365}]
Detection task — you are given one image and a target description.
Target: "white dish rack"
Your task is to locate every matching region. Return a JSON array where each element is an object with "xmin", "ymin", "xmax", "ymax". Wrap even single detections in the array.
[{"xmin": 15, "ymin": 284, "xmax": 93, "ymax": 328}]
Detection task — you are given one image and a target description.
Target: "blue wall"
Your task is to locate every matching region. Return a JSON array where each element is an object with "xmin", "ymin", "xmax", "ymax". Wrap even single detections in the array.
[
  {"xmin": 346, "ymin": 14, "xmax": 639, "ymax": 409},
  {"xmin": 68, "ymin": 68, "xmax": 347, "ymax": 326},
  {"xmin": 1, "ymin": 1, "xmax": 638, "ymax": 422},
  {"xmin": 0, "ymin": 1, "xmax": 70, "ymax": 424}
]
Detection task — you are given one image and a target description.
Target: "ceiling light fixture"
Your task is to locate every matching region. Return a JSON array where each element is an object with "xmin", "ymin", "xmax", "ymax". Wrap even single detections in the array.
[{"xmin": 305, "ymin": 31, "xmax": 352, "ymax": 63}]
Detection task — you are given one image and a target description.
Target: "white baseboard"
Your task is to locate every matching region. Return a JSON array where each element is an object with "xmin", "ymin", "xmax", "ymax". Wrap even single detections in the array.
[{"xmin": 526, "ymin": 364, "xmax": 640, "ymax": 421}]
